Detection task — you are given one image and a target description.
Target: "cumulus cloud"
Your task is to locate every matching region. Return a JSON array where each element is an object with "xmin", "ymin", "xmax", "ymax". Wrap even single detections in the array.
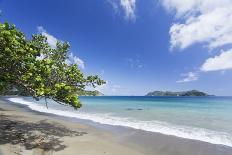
[
  {"xmin": 108, "ymin": 0, "xmax": 136, "ymax": 21},
  {"xmin": 177, "ymin": 72, "xmax": 199, "ymax": 83},
  {"xmin": 66, "ymin": 52, "xmax": 85, "ymax": 69},
  {"xmin": 37, "ymin": 26, "xmax": 58, "ymax": 48},
  {"xmin": 201, "ymin": 49, "xmax": 232, "ymax": 72},
  {"xmin": 162, "ymin": 0, "xmax": 232, "ymax": 50},
  {"xmin": 162, "ymin": 0, "xmax": 232, "ymax": 74}
]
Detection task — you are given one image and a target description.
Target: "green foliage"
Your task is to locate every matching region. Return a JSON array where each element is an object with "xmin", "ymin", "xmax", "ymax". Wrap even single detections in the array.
[{"xmin": 0, "ymin": 22, "xmax": 105, "ymax": 108}]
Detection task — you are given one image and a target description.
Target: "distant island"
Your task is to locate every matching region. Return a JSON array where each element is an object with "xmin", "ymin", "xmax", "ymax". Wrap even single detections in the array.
[{"xmin": 145, "ymin": 90, "xmax": 210, "ymax": 96}]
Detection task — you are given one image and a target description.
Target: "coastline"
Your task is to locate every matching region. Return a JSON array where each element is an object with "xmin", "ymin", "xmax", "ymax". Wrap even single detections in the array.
[{"xmin": 1, "ymin": 97, "xmax": 232, "ymax": 155}]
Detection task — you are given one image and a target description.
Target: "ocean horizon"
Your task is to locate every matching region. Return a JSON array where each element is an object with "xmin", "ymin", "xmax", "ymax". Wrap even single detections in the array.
[{"xmin": 7, "ymin": 96, "xmax": 232, "ymax": 147}]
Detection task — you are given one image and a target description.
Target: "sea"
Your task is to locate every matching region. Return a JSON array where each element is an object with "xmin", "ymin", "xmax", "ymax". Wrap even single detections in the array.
[{"xmin": 7, "ymin": 96, "xmax": 232, "ymax": 147}]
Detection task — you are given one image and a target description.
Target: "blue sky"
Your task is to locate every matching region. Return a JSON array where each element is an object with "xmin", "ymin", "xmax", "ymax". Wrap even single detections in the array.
[{"xmin": 1, "ymin": 0, "xmax": 232, "ymax": 96}]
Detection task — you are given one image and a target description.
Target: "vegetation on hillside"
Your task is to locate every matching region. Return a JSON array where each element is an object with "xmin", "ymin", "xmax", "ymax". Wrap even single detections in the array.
[{"xmin": 146, "ymin": 90, "xmax": 210, "ymax": 96}]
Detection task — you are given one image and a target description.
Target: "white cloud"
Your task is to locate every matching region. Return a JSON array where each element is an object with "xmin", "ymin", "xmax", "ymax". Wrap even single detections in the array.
[
  {"xmin": 120, "ymin": 0, "xmax": 136, "ymax": 20},
  {"xmin": 162, "ymin": 0, "xmax": 232, "ymax": 50},
  {"xmin": 201, "ymin": 49, "xmax": 232, "ymax": 72},
  {"xmin": 177, "ymin": 72, "xmax": 199, "ymax": 83},
  {"xmin": 108, "ymin": 0, "xmax": 136, "ymax": 21},
  {"xmin": 37, "ymin": 26, "xmax": 58, "ymax": 48},
  {"xmin": 66, "ymin": 52, "xmax": 85, "ymax": 69}
]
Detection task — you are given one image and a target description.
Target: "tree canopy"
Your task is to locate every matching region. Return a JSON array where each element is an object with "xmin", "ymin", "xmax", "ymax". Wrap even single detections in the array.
[{"xmin": 0, "ymin": 22, "xmax": 105, "ymax": 108}]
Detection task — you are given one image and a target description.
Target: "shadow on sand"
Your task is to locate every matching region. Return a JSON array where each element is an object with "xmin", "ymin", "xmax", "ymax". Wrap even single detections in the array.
[{"xmin": 0, "ymin": 114, "xmax": 87, "ymax": 153}]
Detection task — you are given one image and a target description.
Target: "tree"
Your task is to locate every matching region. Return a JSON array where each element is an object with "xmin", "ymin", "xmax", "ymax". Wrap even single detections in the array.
[{"xmin": 0, "ymin": 22, "xmax": 105, "ymax": 108}]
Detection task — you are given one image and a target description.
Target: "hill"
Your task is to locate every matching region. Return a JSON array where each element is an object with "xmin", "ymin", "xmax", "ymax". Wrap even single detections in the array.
[{"xmin": 145, "ymin": 90, "xmax": 210, "ymax": 96}]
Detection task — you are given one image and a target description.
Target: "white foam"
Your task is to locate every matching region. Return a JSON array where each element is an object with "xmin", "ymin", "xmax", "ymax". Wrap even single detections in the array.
[{"xmin": 8, "ymin": 97, "xmax": 232, "ymax": 147}]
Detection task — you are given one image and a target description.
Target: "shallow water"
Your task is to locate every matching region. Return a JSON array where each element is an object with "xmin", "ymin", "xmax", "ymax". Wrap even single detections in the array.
[{"xmin": 7, "ymin": 96, "xmax": 232, "ymax": 147}]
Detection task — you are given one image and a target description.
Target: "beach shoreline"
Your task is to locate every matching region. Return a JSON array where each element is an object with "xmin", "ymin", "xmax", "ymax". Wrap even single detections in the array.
[{"xmin": 1, "ymin": 97, "xmax": 232, "ymax": 155}]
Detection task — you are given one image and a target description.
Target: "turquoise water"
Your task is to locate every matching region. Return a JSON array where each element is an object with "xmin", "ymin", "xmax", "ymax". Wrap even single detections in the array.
[
  {"xmin": 79, "ymin": 96, "xmax": 232, "ymax": 132},
  {"xmin": 8, "ymin": 96, "xmax": 232, "ymax": 147}
]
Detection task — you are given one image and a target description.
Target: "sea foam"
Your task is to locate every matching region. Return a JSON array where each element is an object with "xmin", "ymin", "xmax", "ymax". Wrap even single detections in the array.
[{"xmin": 8, "ymin": 97, "xmax": 232, "ymax": 147}]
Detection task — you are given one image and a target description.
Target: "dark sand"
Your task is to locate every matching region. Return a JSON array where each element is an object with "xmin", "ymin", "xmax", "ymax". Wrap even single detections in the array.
[{"xmin": 0, "ymin": 97, "xmax": 232, "ymax": 155}]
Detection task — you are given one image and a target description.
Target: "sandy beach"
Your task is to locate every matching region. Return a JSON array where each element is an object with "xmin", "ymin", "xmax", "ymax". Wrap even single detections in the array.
[
  {"xmin": 2, "ymin": 0, "xmax": 232, "ymax": 154},
  {"xmin": 1, "ymin": 97, "xmax": 232, "ymax": 155}
]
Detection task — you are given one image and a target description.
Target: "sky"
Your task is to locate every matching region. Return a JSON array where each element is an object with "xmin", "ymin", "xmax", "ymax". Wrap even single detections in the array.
[{"xmin": 0, "ymin": 0, "xmax": 232, "ymax": 96}]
